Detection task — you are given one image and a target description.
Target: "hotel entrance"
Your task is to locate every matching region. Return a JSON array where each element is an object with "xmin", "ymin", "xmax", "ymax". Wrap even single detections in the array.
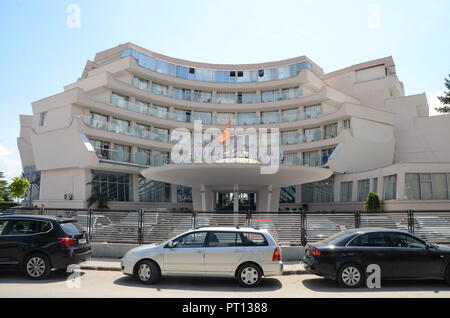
[{"xmin": 215, "ymin": 192, "xmax": 256, "ymax": 211}]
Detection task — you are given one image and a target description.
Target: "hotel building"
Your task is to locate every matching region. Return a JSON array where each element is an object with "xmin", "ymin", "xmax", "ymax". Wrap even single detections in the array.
[{"xmin": 17, "ymin": 43, "xmax": 450, "ymax": 212}]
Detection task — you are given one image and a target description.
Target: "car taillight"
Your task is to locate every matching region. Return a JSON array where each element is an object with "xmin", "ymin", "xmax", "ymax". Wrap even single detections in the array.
[
  {"xmin": 311, "ymin": 248, "xmax": 321, "ymax": 257},
  {"xmin": 272, "ymin": 247, "xmax": 281, "ymax": 261},
  {"xmin": 58, "ymin": 236, "xmax": 77, "ymax": 247}
]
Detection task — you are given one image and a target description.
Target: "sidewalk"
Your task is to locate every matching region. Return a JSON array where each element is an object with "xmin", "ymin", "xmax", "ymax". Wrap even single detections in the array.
[{"xmin": 80, "ymin": 258, "xmax": 307, "ymax": 275}]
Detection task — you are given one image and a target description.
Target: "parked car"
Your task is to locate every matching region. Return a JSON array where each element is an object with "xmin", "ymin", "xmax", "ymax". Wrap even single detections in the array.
[
  {"xmin": 121, "ymin": 226, "xmax": 283, "ymax": 287},
  {"xmin": 0, "ymin": 215, "xmax": 91, "ymax": 279},
  {"xmin": 303, "ymin": 228, "xmax": 450, "ymax": 288}
]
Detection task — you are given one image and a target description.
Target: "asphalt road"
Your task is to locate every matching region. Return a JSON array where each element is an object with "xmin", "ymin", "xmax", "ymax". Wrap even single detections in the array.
[{"xmin": 1, "ymin": 269, "xmax": 450, "ymax": 298}]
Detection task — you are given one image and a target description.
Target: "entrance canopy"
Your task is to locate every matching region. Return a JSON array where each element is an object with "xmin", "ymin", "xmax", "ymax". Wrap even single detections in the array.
[{"xmin": 141, "ymin": 163, "xmax": 332, "ymax": 188}]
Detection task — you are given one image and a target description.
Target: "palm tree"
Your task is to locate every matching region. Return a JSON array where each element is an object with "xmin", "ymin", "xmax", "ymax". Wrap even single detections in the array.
[{"xmin": 86, "ymin": 183, "xmax": 110, "ymax": 209}]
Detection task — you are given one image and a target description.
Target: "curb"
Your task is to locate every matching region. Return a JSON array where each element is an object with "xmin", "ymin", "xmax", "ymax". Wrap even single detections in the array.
[{"xmin": 79, "ymin": 264, "xmax": 308, "ymax": 275}]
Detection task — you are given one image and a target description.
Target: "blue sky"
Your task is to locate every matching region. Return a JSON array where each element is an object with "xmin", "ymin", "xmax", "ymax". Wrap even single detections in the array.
[{"xmin": 0, "ymin": 0, "xmax": 449, "ymax": 182}]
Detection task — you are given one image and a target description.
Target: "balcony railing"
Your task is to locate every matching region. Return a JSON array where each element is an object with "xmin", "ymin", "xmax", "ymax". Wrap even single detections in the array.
[
  {"xmin": 82, "ymin": 116, "xmax": 170, "ymax": 143},
  {"xmin": 110, "ymin": 96, "xmax": 324, "ymax": 126},
  {"xmin": 93, "ymin": 147, "xmax": 168, "ymax": 167}
]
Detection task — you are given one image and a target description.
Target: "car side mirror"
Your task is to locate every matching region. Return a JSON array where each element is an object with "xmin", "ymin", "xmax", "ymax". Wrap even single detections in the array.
[
  {"xmin": 166, "ymin": 241, "xmax": 179, "ymax": 248},
  {"xmin": 426, "ymin": 243, "xmax": 435, "ymax": 249}
]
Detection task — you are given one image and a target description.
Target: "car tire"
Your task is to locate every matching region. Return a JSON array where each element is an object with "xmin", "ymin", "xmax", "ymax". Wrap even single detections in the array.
[
  {"xmin": 337, "ymin": 263, "xmax": 364, "ymax": 288},
  {"xmin": 24, "ymin": 253, "xmax": 51, "ymax": 280},
  {"xmin": 134, "ymin": 260, "xmax": 160, "ymax": 284},
  {"xmin": 237, "ymin": 263, "xmax": 262, "ymax": 288},
  {"xmin": 445, "ymin": 264, "xmax": 450, "ymax": 285}
]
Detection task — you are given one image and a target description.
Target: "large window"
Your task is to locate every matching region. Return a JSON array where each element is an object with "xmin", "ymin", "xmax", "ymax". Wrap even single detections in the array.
[
  {"xmin": 91, "ymin": 171, "xmax": 130, "ymax": 202},
  {"xmin": 304, "ymin": 127, "xmax": 321, "ymax": 143},
  {"xmin": 301, "ymin": 176, "xmax": 334, "ymax": 204},
  {"xmin": 237, "ymin": 112, "xmax": 256, "ymax": 126},
  {"xmin": 405, "ymin": 173, "xmax": 450, "ymax": 200},
  {"xmin": 177, "ymin": 185, "xmax": 192, "ymax": 203},
  {"xmin": 304, "ymin": 105, "xmax": 322, "ymax": 119},
  {"xmin": 139, "ymin": 176, "xmax": 171, "ymax": 202},
  {"xmin": 193, "ymin": 111, "xmax": 212, "ymax": 124},
  {"xmin": 383, "ymin": 175, "xmax": 397, "ymax": 200},
  {"xmin": 324, "ymin": 123, "xmax": 338, "ymax": 139},
  {"xmin": 281, "ymin": 131, "xmax": 299, "ymax": 145},
  {"xmin": 340, "ymin": 181, "xmax": 353, "ymax": 202},
  {"xmin": 280, "ymin": 186, "xmax": 296, "ymax": 204},
  {"xmin": 303, "ymin": 151, "xmax": 320, "ymax": 167},
  {"xmin": 357, "ymin": 179, "xmax": 370, "ymax": 202},
  {"xmin": 260, "ymin": 111, "xmax": 279, "ymax": 124}
]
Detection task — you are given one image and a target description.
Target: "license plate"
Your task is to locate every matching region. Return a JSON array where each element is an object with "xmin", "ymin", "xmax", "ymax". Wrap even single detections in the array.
[{"xmin": 78, "ymin": 238, "xmax": 87, "ymax": 244}]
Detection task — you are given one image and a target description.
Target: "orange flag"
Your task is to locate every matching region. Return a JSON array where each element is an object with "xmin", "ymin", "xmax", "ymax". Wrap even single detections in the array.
[{"xmin": 220, "ymin": 119, "xmax": 231, "ymax": 146}]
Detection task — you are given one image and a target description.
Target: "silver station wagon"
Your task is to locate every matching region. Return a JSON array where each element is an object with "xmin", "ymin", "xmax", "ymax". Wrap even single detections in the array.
[{"xmin": 121, "ymin": 227, "xmax": 283, "ymax": 287}]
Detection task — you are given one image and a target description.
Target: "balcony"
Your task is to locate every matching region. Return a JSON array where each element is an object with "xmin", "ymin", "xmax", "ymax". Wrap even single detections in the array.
[
  {"xmin": 93, "ymin": 147, "xmax": 168, "ymax": 167},
  {"xmin": 109, "ymin": 95, "xmax": 324, "ymax": 126},
  {"xmin": 82, "ymin": 116, "xmax": 171, "ymax": 144}
]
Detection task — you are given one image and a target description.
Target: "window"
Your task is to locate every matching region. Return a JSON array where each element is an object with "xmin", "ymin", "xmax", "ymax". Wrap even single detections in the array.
[
  {"xmin": 372, "ymin": 178, "xmax": 378, "ymax": 194},
  {"xmin": 340, "ymin": 181, "xmax": 353, "ymax": 202},
  {"xmin": 321, "ymin": 148, "xmax": 335, "ymax": 165},
  {"xmin": 151, "ymin": 82, "xmax": 169, "ymax": 96},
  {"xmin": 89, "ymin": 113, "xmax": 108, "ymax": 129},
  {"xmin": 324, "ymin": 123, "xmax": 338, "ymax": 139},
  {"xmin": 132, "ymin": 77, "xmax": 149, "ymax": 90},
  {"xmin": 280, "ymin": 186, "xmax": 296, "ymax": 204},
  {"xmin": 153, "ymin": 127, "xmax": 169, "ymax": 143},
  {"xmin": 149, "ymin": 104, "xmax": 168, "ymax": 119},
  {"xmin": 237, "ymin": 112, "xmax": 256, "ymax": 126},
  {"xmin": 242, "ymin": 233, "xmax": 268, "ymax": 246},
  {"xmin": 139, "ymin": 176, "xmax": 170, "ymax": 202},
  {"xmin": 349, "ymin": 232, "xmax": 390, "ymax": 247},
  {"xmin": 112, "ymin": 144, "xmax": 131, "ymax": 163},
  {"xmin": 177, "ymin": 185, "xmax": 192, "ymax": 203},
  {"xmin": 405, "ymin": 173, "xmax": 450, "ymax": 200},
  {"xmin": 60, "ymin": 221, "xmax": 84, "ymax": 235},
  {"xmin": 189, "ymin": 67, "xmax": 195, "ymax": 74},
  {"xmin": 207, "ymin": 232, "xmax": 243, "ymax": 247},
  {"xmin": 261, "ymin": 90, "xmax": 278, "ymax": 103},
  {"xmin": 5, "ymin": 220, "xmax": 52, "ymax": 235},
  {"xmin": 383, "ymin": 175, "xmax": 397, "ymax": 200},
  {"xmin": 0, "ymin": 220, "xmax": 9, "ymax": 235},
  {"xmin": 304, "ymin": 105, "xmax": 322, "ymax": 119},
  {"xmin": 343, "ymin": 119, "xmax": 351, "ymax": 129},
  {"xmin": 193, "ymin": 111, "xmax": 212, "ymax": 124},
  {"xmin": 90, "ymin": 139, "xmax": 111, "ymax": 159},
  {"xmin": 282, "ymin": 108, "xmax": 299, "ymax": 122},
  {"xmin": 111, "ymin": 93, "xmax": 129, "ymax": 108},
  {"xmin": 260, "ymin": 111, "xmax": 279, "ymax": 124},
  {"xmin": 172, "ymin": 232, "xmax": 207, "ymax": 248},
  {"xmin": 303, "ymin": 151, "xmax": 320, "ymax": 167},
  {"xmin": 357, "ymin": 179, "xmax": 370, "ymax": 202},
  {"xmin": 237, "ymin": 71, "xmax": 243, "ymax": 77},
  {"xmin": 304, "ymin": 127, "xmax": 321, "ymax": 143},
  {"xmin": 91, "ymin": 171, "xmax": 130, "ymax": 202},
  {"xmin": 175, "ymin": 109, "xmax": 191, "ymax": 122},
  {"xmin": 216, "ymin": 92, "xmax": 237, "ymax": 104},
  {"xmin": 281, "ymin": 131, "xmax": 299, "ymax": 145},
  {"xmin": 136, "ymin": 148, "xmax": 151, "ymax": 166},
  {"xmin": 39, "ymin": 112, "xmax": 47, "ymax": 127},
  {"xmin": 301, "ymin": 176, "xmax": 334, "ymax": 204},
  {"xmin": 387, "ymin": 233, "xmax": 426, "ymax": 249}
]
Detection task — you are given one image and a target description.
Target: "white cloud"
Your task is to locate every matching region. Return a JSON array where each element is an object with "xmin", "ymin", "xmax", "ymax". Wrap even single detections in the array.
[
  {"xmin": 0, "ymin": 145, "xmax": 22, "ymax": 183},
  {"xmin": 427, "ymin": 91, "xmax": 445, "ymax": 116}
]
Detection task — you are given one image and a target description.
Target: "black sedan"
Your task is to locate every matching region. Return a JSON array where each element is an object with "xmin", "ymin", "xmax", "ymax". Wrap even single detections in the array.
[
  {"xmin": 0, "ymin": 215, "xmax": 91, "ymax": 279},
  {"xmin": 303, "ymin": 228, "xmax": 450, "ymax": 288}
]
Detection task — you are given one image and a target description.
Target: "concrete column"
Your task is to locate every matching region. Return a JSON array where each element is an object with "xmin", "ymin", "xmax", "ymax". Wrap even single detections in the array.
[
  {"xmin": 396, "ymin": 172, "xmax": 405, "ymax": 200},
  {"xmin": 201, "ymin": 185, "xmax": 206, "ymax": 212},
  {"xmin": 171, "ymin": 184, "xmax": 178, "ymax": 203},
  {"xmin": 295, "ymin": 184, "xmax": 302, "ymax": 204},
  {"xmin": 233, "ymin": 184, "xmax": 239, "ymax": 213},
  {"xmin": 132, "ymin": 174, "xmax": 139, "ymax": 202}
]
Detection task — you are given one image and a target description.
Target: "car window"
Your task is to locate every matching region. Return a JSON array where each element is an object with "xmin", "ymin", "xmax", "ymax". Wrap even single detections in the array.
[
  {"xmin": 0, "ymin": 220, "xmax": 10, "ymax": 235},
  {"xmin": 60, "ymin": 221, "xmax": 85, "ymax": 235},
  {"xmin": 173, "ymin": 232, "xmax": 207, "ymax": 248},
  {"xmin": 207, "ymin": 232, "xmax": 243, "ymax": 247},
  {"xmin": 242, "ymin": 233, "xmax": 269, "ymax": 246},
  {"xmin": 387, "ymin": 233, "xmax": 426, "ymax": 249},
  {"xmin": 349, "ymin": 232, "xmax": 390, "ymax": 247},
  {"xmin": 5, "ymin": 220, "xmax": 52, "ymax": 235}
]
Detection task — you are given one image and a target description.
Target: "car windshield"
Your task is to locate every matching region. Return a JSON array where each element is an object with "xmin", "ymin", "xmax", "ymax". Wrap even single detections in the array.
[{"xmin": 60, "ymin": 221, "xmax": 85, "ymax": 235}]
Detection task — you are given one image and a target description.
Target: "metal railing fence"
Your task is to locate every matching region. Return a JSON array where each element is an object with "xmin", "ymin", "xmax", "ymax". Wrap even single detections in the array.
[{"xmin": 11, "ymin": 208, "xmax": 450, "ymax": 246}]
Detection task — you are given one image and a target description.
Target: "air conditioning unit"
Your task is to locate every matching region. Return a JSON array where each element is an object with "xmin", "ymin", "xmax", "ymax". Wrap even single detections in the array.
[{"xmin": 64, "ymin": 193, "xmax": 73, "ymax": 201}]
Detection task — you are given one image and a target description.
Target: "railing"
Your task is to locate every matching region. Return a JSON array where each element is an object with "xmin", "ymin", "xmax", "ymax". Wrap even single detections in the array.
[
  {"xmin": 108, "ymin": 95, "xmax": 325, "ymax": 126},
  {"xmin": 13, "ymin": 208, "xmax": 450, "ymax": 246}
]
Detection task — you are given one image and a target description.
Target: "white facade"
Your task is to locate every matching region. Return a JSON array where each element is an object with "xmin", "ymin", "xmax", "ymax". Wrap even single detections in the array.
[{"xmin": 17, "ymin": 42, "xmax": 450, "ymax": 211}]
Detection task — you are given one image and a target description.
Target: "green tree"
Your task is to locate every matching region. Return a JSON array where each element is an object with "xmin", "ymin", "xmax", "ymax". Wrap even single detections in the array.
[
  {"xmin": 8, "ymin": 177, "xmax": 31, "ymax": 203},
  {"xmin": 435, "ymin": 74, "xmax": 450, "ymax": 114},
  {"xmin": 0, "ymin": 172, "xmax": 10, "ymax": 202},
  {"xmin": 365, "ymin": 192, "xmax": 382, "ymax": 212},
  {"xmin": 86, "ymin": 183, "xmax": 110, "ymax": 209}
]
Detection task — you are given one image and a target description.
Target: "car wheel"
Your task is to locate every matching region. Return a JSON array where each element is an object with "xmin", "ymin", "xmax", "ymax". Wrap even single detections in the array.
[
  {"xmin": 24, "ymin": 254, "xmax": 51, "ymax": 280},
  {"xmin": 445, "ymin": 264, "xmax": 450, "ymax": 285},
  {"xmin": 337, "ymin": 263, "xmax": 364, "ymax": 288},
  {"xmin": 134, "ymin": 260, "xmax": 160, "ymax": 284},
  {"xmin": 237, "ymin": 264, "xmax": 262, "ymax": 287}
]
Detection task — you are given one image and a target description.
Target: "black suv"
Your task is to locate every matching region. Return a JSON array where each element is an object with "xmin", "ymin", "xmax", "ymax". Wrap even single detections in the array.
[{"xmin": 0, "ymin": 215, "xmax": 91, "ymax": 279}]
